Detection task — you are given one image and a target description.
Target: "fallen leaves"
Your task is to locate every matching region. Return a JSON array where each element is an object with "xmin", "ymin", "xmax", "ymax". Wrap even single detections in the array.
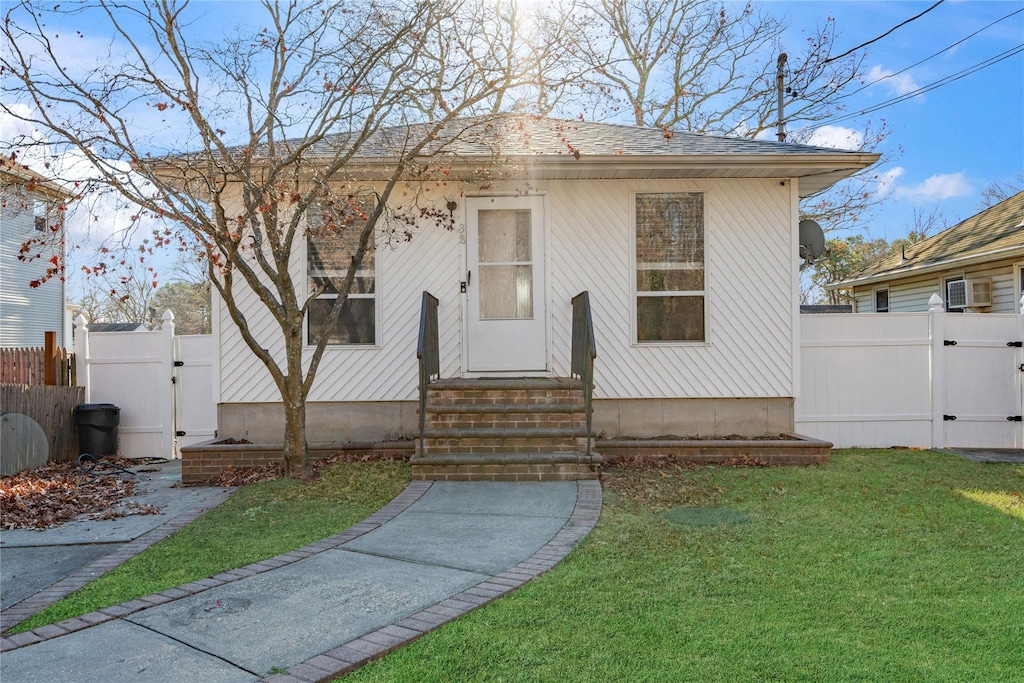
[{"xmin": 1, "ymin": 458, "xmax": 160, "ymax": 530}]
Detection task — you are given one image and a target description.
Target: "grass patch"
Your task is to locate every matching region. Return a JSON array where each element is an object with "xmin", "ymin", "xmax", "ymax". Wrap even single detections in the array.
[
  {"xmin": 347, "ymin": 451, "xmax": 1024, "ymax": 682},
  {"xmin": 11, "ymin": 460, "xmax": 409, "ymax": 633}
]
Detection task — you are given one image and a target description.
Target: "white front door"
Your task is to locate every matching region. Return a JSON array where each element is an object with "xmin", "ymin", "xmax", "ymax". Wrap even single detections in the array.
[{"xmin": 466, "ymin": 196, "xmax": 547, "ymax": 372}]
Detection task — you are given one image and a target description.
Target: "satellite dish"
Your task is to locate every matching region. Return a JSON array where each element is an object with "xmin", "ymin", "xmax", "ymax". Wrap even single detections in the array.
[{"xmin": 798, "ymin": 219, "xmax": 825, "ymax": 267}]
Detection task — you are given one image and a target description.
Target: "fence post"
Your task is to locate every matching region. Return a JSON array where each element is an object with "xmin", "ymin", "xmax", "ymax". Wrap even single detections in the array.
[
  {"xmin": 44, "ymin": 331, "xmax": 58, "ymax": 385},
  {"xmin": 74, "ymin": 315, "xmax": 90, "ymax": 402},
  {"xmin": 929, "ymin": 294, "xmax": 946, "ymax": 449},
  {"xmin": 160, "ymin": 310, "xmax": 176, "ymax": 459}
]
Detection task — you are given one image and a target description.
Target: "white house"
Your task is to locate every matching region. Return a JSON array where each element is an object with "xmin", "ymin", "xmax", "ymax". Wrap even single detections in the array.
[
  {"xmin": 0, "ymin": 160, "xmax": 72, "ymax": 348},
  {"xmin": 203, "ymin": 117, "xmax": 879, "ymax": 453}
]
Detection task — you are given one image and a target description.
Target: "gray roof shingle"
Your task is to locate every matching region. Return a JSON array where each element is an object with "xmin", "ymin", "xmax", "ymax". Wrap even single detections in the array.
[{"xmin": 309, "ymin": 114, "xmax": 860, "ymax": 159}]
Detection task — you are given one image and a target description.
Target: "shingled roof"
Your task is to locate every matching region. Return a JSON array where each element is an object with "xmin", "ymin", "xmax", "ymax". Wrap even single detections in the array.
[
  {"xmin": 158, "ymin": 115, "xmax": 878, "ymax": 197},
  {"xmin": 304, "ymin": 115, "xmax": 879, "ymax": 196},
  {"xmin": 312, "ymin": 115, "xmax": 859, "ymax": 158},
  {"xmin": 836, "ymin": 190, "xmax": 1024, "ymax": 287}
]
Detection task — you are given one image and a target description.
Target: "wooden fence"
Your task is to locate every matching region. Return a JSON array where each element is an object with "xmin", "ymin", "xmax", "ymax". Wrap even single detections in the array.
[
  {"xmin": 0, "ymin": 384, "xmax": 85, "ymax": 474},
  {"xmin": 0, "ymin": 332, "xmax": 75, "ymax": 386}
]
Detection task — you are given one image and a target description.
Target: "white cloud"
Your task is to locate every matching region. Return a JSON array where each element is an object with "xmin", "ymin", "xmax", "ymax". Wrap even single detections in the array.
[
  {"xmin": 894, "ymin": 173, "xmax": 973, "ymax": 201},
  {"xmin": 867, "ymin": 65, "xmax": 920, "ymax": 97},
  {"xmin": 876, "ymin": 166, "xmax": 905, "ymax": 197},
  {"xmin": 804, "ymin": 125, "xmax": 864, "ymax": 151}
]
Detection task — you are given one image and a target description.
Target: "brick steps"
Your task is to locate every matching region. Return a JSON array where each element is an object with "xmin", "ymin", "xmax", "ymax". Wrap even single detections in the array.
[{"xmin": 416, "ymin": 377, "xmax": 599, "ymax": 481}]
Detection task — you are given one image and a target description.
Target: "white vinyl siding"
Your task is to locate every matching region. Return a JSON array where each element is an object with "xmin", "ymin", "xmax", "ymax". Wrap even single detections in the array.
[
  {"xmin": 0, "ymin": 196, "xmax": 65, "ymax": 347},
  {"xmin": 217, "ymin": 178, "xmax": 795, "ymax": 403}
]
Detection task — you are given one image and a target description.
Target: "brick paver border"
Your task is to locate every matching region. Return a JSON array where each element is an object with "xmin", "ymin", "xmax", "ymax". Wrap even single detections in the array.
[{"xmin": 0, "ymin": 479, "xmax": 602, "ymax": 683}]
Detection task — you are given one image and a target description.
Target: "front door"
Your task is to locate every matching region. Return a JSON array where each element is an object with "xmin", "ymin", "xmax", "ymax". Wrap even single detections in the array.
[{"xmin": 466, "ymin": 196, "xmax": 547, "ymax": 372}]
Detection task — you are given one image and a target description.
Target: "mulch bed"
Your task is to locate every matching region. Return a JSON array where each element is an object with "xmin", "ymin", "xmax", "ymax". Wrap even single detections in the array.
[{"xmin": 1, "ymin": 458, "xmax": 160, "ymax": 531}]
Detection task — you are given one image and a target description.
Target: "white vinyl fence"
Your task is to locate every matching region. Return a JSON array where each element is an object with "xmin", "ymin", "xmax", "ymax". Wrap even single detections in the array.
[
  {"xmin": 796, "ymin": 295, "xmax": 1024, "ymax": 449},
  {"xmin": 74, "ymin": 311, "xmax": 216, "ymax": 459}
]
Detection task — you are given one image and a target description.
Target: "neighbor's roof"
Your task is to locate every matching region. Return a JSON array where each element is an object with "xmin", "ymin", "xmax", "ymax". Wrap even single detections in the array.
[
  {"xmin": 86, "ymin": 322, "xmax": 148, "ymax": 332},
  {"xmin": 161, "ymin": 115, "xmax": 880, "ymax": 197},
  {"xmin": 833, "ymin": 191, "xmax": 1024, "ymax": 289},
  {"xmin": 0, "ymin": 158, "xmax": 75, "ymax": 200}
]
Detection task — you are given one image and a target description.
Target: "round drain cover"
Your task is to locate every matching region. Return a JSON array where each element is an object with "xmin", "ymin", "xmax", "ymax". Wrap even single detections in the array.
[{"xmin": 664, "ymin": 507, "xmax": 750, "ymax": 526}]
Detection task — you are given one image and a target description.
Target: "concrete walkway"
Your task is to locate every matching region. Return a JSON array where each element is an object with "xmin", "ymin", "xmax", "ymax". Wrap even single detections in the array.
[
  {"xmin": 1, "ymin": 460, "xmax": 233, "ymax": 630},
  {"xmin": 1, "ymin": 479, "xmax": 601, "ymax": 682}
]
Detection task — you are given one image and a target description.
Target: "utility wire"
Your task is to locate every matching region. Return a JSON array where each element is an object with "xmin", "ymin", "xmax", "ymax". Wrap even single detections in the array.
[
  {"xmin": 839, "ymin": 7, "xmax": 1024, "ymax": 100},
  {"xmin": 824, "ymin": 0, "xmax": 945, "ymax": 64},
  {"xmin": 807, "ymin": 43, "xmax": 1024, "ymax": 129}
]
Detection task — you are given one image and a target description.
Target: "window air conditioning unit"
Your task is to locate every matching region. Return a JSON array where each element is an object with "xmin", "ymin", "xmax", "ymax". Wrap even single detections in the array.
[{"xmin": 947, "ymin": 278, "xmax": 993, "ymax": 309}]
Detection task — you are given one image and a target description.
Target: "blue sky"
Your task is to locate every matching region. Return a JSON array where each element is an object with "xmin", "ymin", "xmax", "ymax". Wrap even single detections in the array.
[
  {"xmin": 772, "ymin": 0, "xmax": 1024, "ymax": 239},
  {"xmin": 5, "ymin": 0, "xmax": 1021, "ymax": 293}
]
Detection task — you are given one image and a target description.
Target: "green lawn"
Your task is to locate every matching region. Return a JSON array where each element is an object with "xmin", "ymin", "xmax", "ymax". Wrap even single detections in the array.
[
  {"xmin": 347, "ymin": 450, "xmax": 1023, "ymax": 682},
  {"xmin": 11, "ymin": 460, "xmax": 410, "ymax": 633}
]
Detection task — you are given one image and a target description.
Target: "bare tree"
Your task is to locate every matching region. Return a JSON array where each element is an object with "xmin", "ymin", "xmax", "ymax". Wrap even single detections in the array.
[
  {"xmin": 979, "ymin": 172, "xmax": 1024, "ymax": 208},
  {"xmin": 562, "ymin": 0, "xmax": 889, "ymax": 233},
  {"xmin": 2, "ymin": 0, "xmax": 573, "ymax": 477}
]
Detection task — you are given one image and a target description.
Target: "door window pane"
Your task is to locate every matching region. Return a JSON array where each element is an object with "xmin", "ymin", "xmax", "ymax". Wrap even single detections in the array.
[
  {"xmin": 479, "ymin": 265, "xmax": 533, "ymax": 319},
  {"xmin": 478, "ymin": 209, "xmax": 531, "ymax": 263}
]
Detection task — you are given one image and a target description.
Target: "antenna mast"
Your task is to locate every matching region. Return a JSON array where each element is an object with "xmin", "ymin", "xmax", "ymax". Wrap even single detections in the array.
[{"xmin": 776, "ymin": 53, "xmax": 788, "ymax": 142}]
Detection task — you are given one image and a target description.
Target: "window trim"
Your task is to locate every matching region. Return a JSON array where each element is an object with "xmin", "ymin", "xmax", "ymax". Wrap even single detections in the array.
[
  {"xmin": 33, "ymin": 200, "xmax": 47, "ymax": 232},
  {"xmin": 1015, "ymin": 262, "xmax": 1024, "ymax": 312},
  {"xmin": 303, "ymin": 210, "xmax": 381, "ymax": 349},
  {"xmin": 873, "ymin": 286, "xmax": 890, "ymax": 313},
  {"xmin": 629, "ymin": 189, "xmax": 710, "ymax": 346}
]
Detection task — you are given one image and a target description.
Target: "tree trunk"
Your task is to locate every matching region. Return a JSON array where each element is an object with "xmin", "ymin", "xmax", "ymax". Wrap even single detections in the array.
[
  {"xmin": 282, "ymin": 393, "xmax": 310, "ymax": 479},
  {"xmin": 281, "ymin": 331, "xmax": 311, "ymax": 479}
]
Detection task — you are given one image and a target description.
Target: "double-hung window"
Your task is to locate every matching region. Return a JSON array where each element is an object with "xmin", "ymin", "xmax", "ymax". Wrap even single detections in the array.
[
  {"xmin": 306, "ymin": 197, "xmax": 377, "ymax": 345},
  {"xmin": 634, "ymin": 192, "xmax": 706, "ymax": 342}
]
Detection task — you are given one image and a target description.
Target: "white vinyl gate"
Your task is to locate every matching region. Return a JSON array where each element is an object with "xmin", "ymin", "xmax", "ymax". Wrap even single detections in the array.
[
  {"xmin": 75, "ymin": 311, "xmax": 216, "ymax": 458},
  {"xmin": 941, "ymin": 314, "xmax": 1023, "ymax": 449},
  {"xmin": 796, "ymin": 298, "xmax": 1024, "ymax": 449},
  {"xmin": 173, "ymin": 334, "xmax": 217, "ymax": 450}
]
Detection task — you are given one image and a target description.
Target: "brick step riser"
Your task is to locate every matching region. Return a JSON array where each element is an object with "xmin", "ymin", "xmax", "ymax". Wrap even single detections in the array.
[
  {"xmin": 424, "ymin": 403, "xmax": 585, "ymax": 415},
  {"xmin": 428, "ymin": 391, "xmax": 583, "ymax": 403},
  {"xmin": 412, "ymin": 463, "xmax": 599, "ymax": 482},
  {"xmin": 423, "ymin": 442, "xmax": 588, "ymax": 455},
  {"xmin": 426, "ymin": 417, "xmax": 585, "ymax": 430}
]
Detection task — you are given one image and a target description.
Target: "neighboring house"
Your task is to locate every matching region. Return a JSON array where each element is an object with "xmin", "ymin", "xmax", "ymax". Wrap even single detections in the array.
[
  {"xmin": 833, "ymin": 191, "xmax": 1024, "ymax": 313},
  {"xmin": 0, "ymin": 160, "xmax": 73, "ymax": 348},
  {"xmin": 178, "ymin": 116, "xmax": 878, "ymax": 443}
]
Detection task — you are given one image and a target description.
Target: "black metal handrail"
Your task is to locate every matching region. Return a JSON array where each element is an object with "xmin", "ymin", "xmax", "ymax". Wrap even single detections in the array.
[
  {"xmin": 571, "ymin": 291, "xmax": 597, "ymax": 454},
  {"xmin": 417, "ymin": 291, "xmax": 440, "ymax": 454}
]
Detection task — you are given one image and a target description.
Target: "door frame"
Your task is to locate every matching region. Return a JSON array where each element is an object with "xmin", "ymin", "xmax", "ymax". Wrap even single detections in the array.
[{"xmin": 461, "ymin": 193, "xmax": 552, "ymax": 377}]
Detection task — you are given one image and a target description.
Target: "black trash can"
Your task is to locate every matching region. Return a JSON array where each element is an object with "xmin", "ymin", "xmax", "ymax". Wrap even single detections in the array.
[{"xmin": 74, "ymin": 403, "xmax": 120, "ymax": 457}]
